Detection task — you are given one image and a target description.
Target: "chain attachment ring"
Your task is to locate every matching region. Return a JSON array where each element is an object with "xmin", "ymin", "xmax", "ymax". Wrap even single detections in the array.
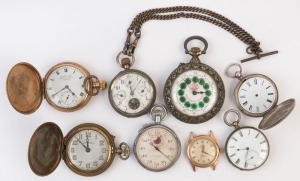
[
  {"xmin": 184, "ymin": 36, "xmax": 208, "ymax": 55},
  {"xmin": 224, "ymin": 109, "xmax": 241, "ymax": 130},
  {"xmin": 225, "ymin": 63, "xmax": 243, "ymax": 79},
  {"xmin": 150, "ymin": 104, "xmax": 168, "ymax": 123},
  {"xmin": 116, "ymin": 52, "xmax": 135, "ymax": 69}
]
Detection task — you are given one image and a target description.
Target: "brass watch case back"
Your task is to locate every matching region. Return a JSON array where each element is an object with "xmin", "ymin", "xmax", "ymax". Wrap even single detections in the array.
[
  {"xmin": 164, "ymin": 62, "xmax": 225, "ymax": 124},
  {"xmin": 234, "ymin": 74, "xmax": 295, "ymax": 130},
  {"xmin": 7, "ymin": 62, "xmax": 94, "ymax": 114},
  {"xmin": 7, "ymin": 62, "xmax": 43, "ymax": 114},
  {"xmin": 133, "ymin": 124, "xmax": 181, "ymax": 172},
  {"xmin": 187, "ymin": 131, "xmax": 221, "ymax": 171},
  {"xmin": 108, "ymin": 69, "xmax": 157, "ymax": 118},
  {"xmin": 28, "ymin": 122, "xmax": 117, "ymax": 177}
]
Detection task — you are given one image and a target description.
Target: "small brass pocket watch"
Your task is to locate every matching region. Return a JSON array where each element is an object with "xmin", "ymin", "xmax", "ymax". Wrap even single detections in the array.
[
  {"xmin": 7, "ymin": 62, "xmax": 106, "ymax": 114},
  {"xmin": 133, "ymin": 105, "xmax": 181, "ymax": 171},
  {"xmin": 187, "ymin": 131, "xmax": 221, "ymax": 171},
  {"xmin": 164, "ymin": 36, "xmax": 225, "ymax": 124},
  {"xmin": 28, "ymin": 122, "xmax": 130, "ymax": 176},
  {"xmin": 226, "ymin": 63, "xmax": 295, "ymax": 129},
  {"xmin": 223, "ymin": 109, "xmax": 270, "ymax": 171},
  {"xmin": 108, "ymin": 55, "xmax": 156, "ymax": 118}
]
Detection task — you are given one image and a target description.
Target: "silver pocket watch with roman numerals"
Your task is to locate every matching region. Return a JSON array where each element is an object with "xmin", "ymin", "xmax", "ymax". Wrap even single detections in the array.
[
  {"xmin": 224, "ymin": 109, "xmax": 270, "ymax": 171},
  {"xmin": 226, "ymin": 63, "xmax": 295, "ymax": 130}
]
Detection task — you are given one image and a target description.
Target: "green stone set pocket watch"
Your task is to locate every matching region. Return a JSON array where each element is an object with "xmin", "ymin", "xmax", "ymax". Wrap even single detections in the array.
[
  {"xmin": 223, "ymin": 109, "xmax": 270, "ymax": 171},
  {"xmin": 28, "ymin": 122, "xmax": 130, "ymax": 176},
  {"xmin": 5, "ymin": 5, "xmax": 296, "ymax": 176},
  {"xmin": 226, "ymin": 64, "xmax": 295, "ymax": 130},
  {"xmin": 164, "ymin": 36, "xmax": 225, "ymax": 124},
  {"xmin": 133, "ymin": 105, "xmax": 181, "ymax": 171},
  {"xmin": 120, "ymin": 6, "xmax": 279, "ymax": 123},
  {"xmin": 7, "ymin": 62, "xmax": 106, "ymax": 114}
]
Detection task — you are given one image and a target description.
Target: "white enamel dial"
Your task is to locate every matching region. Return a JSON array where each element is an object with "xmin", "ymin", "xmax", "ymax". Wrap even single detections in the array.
[
  {"xmin": 237, "ymin": 76, "xmax": 277, "ymax": 114},
  {"xmin": 45, "ymin": 65, "xmax": 88, "ymax": 109},
  {"xmin": 110, "ymin": 72, "xmax": 155, "ymax": 115},
  {"xmin": 171, "ymin": 70, "xmax": 218, "ymax": 116},
  {"xmin": 226, "ymin": 127, "xmax": 269, "ymax": 170},
  {"xmin": 67, "ymin": 130, "xmax": 109, "ymax": 171},
  {"xmin": 134, "ymin": 127, "xmax": 180, "ymax": 171},
  {"xmin": 189, "ymin": 137, "xmax": 218, "ymax": 166}
]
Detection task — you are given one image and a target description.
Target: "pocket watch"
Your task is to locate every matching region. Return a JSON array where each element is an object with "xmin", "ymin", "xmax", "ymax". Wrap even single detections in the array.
[
  {"xmin": 164, "ymin": 36, "xmax": 225, "ymax": 124},
  {"xmin": 133, "ymin": 104, "xmax": 181, "ymax": 171},
  {"xmin": 224, "ymin": 109, "xmax": 270, "ymax": 171},
  {"xmin": 28, "ymin": 122, "xmax": 130, "ymax": 176},
  {"xmin": 6, "ymin": 62, "xmax": 106, "ymax": 114},
  {"xmin": 187, "ymin": 131, "xmax": 221, "ymax": 171},
  {"xmin": 108, "ymin": 54, "xmax": 156, "ymax": 118},
  {"xmin": 226, "ymin": 63, "xmax": 295, "ymax": 129}
]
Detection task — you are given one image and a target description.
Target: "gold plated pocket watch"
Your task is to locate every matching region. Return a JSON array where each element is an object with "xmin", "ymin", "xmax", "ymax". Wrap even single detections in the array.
[
  {"xmin": 7, "ymin": 62, "xmax": 106, "ymax": 114},
  {"xmin": 133, "ymin": 105, "xmax": 181, "ymax": 171},
  {"xmin": 108, "ymin": 53, "xmax": 156, "ymax": 118},
  {"xmin": 187, "ymin": 131, "xmax": 221, "ymax": 171},
  {"xmin": 226, "ymin": 63, "xmax": 295, "ymax": 129},
  {"xmin": 223, "ymin": 109, "xmax": 270, "ymax": 171},
  {"xmin": 164, "ymin": 36, "xmax": 225, "ymax": 124},
  {"xmin": 28, "ymin": 122, "xmax": 130, "ymax": 176}
]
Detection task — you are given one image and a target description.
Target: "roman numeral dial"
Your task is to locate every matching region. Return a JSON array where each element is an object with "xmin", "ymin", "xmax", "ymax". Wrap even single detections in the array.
[
  {"xmin": 226, "ymin": 127, "xmax": 269, "ymax": 170},
  {"xmin": 45, "ymin": 64, "xmax": 88, "ymax": 110},
  {"xmin": 237, "ymin": 76, "xmax": 277, "ymax": 115}
]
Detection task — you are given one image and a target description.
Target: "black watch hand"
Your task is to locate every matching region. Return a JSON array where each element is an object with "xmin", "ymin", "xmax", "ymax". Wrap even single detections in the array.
[
  {"xmin": 66, "ymin": 86, "xmax": 77, "ymax": 98},
  {"xmin": 132, "ymin": 80, "xmax": 141, "ymax": 93},
  {"xmin": 86, "ymin": 138, "xmax": 90, "ymax": 152},
  {"xmin": 51, "ymin": 86, "xmax": 67, "ymax": 97},
  {"xmin": 192, "ymin": 91, "xmax": 205, "ymax": 95},
  {"xmin": 76, "ymin": 137, "xmax": 87, "ymax": 149},
  {"xmin": 150, "ymin": 143, "xmax": 172, "ymax": 161}
]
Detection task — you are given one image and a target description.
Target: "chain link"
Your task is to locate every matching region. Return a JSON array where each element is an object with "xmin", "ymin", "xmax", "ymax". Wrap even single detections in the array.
[{"xmin": 122, "ymin": 6, "xmax": 263, "ymax": 57}]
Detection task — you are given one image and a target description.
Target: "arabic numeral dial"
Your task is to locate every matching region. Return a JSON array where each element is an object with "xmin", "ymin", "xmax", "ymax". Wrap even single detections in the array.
[
  {"xmin": 110, "ymin": 72, "xmax": 155, "ymax": 116},
  {"xmin": 134, "ymin": 127, "xmax": 180, "ymax": 171},
  {"xmin": 67, "ymin": 130, "xmax": 109, "ymax": 171}
]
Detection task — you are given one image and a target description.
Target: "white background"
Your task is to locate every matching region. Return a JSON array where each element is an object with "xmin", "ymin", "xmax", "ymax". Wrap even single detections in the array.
[{"xmin": 0, "ymin": 0, "xmax": 299, "ymax": 180}]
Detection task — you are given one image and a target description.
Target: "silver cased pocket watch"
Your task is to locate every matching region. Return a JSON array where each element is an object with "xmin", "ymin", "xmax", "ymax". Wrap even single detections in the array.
[
  {"xmin": 28, "ymin": 122, "xmax": 130, "ymax": 176},
  {"xmin": 108, "ymin": 55, "xmax": 156, "ymax": 118},
  {"xmin": 6, "ymin": 62, "xmax": 106, "ymax": 114},
  {"xmin": 226, "ymin": 63, "xmax": 295, "ymax": 129},
  {"xmin": 164, "ymin": 36, "xmax": 225, "ymax": 124},
  {"xmin": 224, "ymin": 109, "xmax": 270, "ymax": 171},
  {"xmin": 133, "ymin": 105, "xmax": 181, "ymax": 171}
]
